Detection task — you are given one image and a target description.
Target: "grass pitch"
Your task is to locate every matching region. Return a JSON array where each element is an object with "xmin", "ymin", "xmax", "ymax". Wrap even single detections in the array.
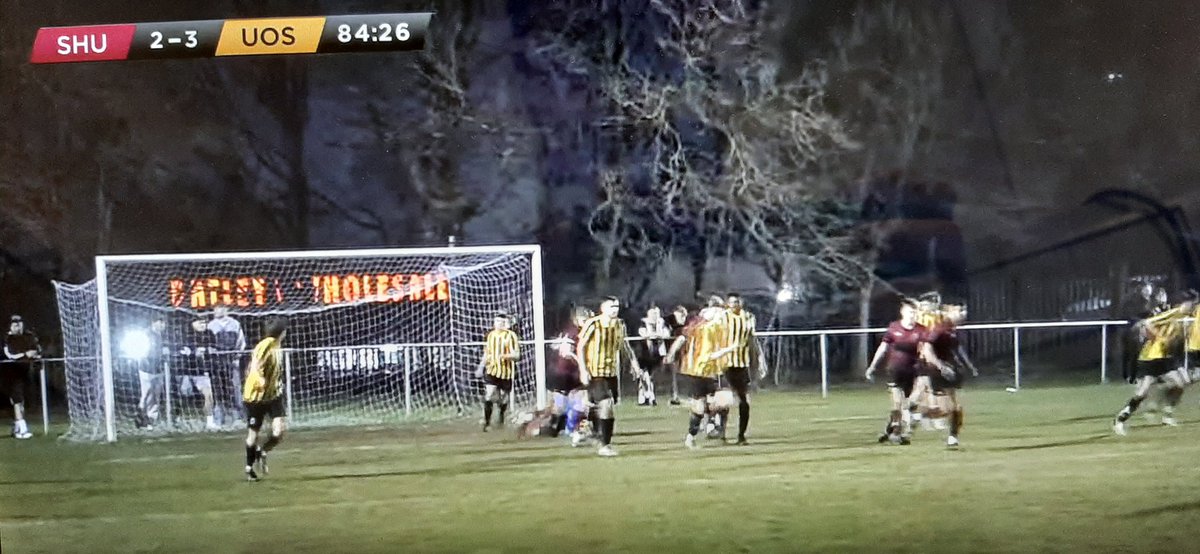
[{"xmin": 2, "ymin": 384, "xmax": 1199, "ymax": 553}]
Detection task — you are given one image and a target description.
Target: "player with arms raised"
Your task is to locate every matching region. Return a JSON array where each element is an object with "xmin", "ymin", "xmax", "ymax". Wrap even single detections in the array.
[
  {"xmin": 576, "ymin": 297, "xmax": 642, "ymax": 457},
  {"xmin": 865, "ymin": 298, "xmax": 929, "ymax": 445},
  {"xmin": 242, "ymin": 317, "xmax": 289, "ymax": 482},
  {"xmin": 475, "ymin": 312, "xmax": 520, "ymax": 432}
]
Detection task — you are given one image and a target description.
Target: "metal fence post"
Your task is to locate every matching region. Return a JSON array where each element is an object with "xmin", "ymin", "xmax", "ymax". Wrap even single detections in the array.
[
  {"xmin": 284, "ymin": 351, "xmax": 294, "ymax": 422},
  {"xmin": 1100, "ymin": 323, "xmax": 1108, "ymax": 384},
  {"xmin": 1013, "ymin": 327, "xmax": 1021, "ymax": 390},
  {"xmin": 39, "ymin": 361, "xmax": 50, "ymax": 436},
  {"xmin": 819, "ymin": 333, "xmax": 829, "ymax": 398}
]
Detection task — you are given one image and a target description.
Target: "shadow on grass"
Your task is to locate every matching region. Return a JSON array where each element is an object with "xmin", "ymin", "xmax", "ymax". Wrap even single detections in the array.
[
  {"xmin": 987, "ymin": 433, "xmax": 1111, "ymax": 451},
  {"xmin": 1127, "ymin": 501, "xmax": 1200, "ymax": 518}
]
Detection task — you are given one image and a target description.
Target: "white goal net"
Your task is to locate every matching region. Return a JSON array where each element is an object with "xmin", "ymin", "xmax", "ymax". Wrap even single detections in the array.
[{"xmin": 53, "ymin": 246, "xmax": 547, "ymax": 442}]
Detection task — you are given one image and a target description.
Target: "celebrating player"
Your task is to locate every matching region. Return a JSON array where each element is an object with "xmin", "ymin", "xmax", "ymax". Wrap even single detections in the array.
[
  {"xmin": 672, "ymin": 305, "xmax": 729, "ymax": 449},
  {"xmin": 865, "ymin": 298, "xmax": 930, "ymax": 445},
  {"xmin": 705, "ymin": 293, "xmax": 765, "ymax": 444},
  {"xmin": 920, "ymin": 301, "xmax": 979, "ymax": 447},
  {"xmin": 636, "ymin": 305, "xmax": 670, "ymax": 407},
  {"xmin": 576, "ymin": 296, "xmax": 642, "ymax": 457},
  {"xmin": 475, "ymin": 312, "xmax": 520, "ymax": 432},
  {"xmin": 1114, "ymin": 292, "xmax": 1195, "ymax": 435},
  {"xmin": 242, "ymin": 317, "xmax": 289, "ymax": 482}
]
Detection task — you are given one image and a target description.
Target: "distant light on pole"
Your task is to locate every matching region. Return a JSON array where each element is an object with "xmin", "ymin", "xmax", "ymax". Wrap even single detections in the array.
[{"xmin": 776, "ymin": 286, "xmax": 794, "ymax": 304}]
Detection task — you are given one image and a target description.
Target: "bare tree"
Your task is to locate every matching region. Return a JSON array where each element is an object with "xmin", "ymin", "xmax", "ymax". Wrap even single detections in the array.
[{"xmin": 533, "ymin": 0, "xmax": 874, "ymax": 303}]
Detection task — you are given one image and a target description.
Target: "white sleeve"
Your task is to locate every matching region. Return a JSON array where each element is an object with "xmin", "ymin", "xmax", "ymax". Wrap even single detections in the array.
[{"xmin": 236, "ymin": 320, "xmax": 246, "ymax": 351}]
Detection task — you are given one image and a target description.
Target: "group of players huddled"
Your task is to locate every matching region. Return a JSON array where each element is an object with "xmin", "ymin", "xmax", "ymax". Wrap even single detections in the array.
[
  {"xmin": 865, "ymin": 292, "xmax": 978, "ymax": 447},
  {"xmin": 482, "ymin": 294, "xmax": 766, "ymax": 456}
]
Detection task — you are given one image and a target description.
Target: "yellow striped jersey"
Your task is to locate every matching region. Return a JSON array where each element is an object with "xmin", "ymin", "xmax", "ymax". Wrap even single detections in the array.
[
  {"xmin": 484, "ymin": 329, "xmax": 520, "ymax": 380},
  {"xmin": 681, "ymin": 318, "xmax": 728, "ymax": 378},
  {"xmin": 1139, "ymin": 306, "xmax": 1186, "ymax": 361},
  {"xmin": 917, "ymin": 310, "xmax": 943, "ymax": 330},
  {"xmin": 1187, "ymin": 305, "xmax": 1200, "ymax": 352},
  {"xmin": 579, "ymin": 315, "xmax": 627, "ymax": 377},
  {"xmin": 242, "ymin": 337, "xmax": 283, "ymax": 403},
  {"xmin": 724, "ymin": 309, "xmax": 756, "ymax": 368}
]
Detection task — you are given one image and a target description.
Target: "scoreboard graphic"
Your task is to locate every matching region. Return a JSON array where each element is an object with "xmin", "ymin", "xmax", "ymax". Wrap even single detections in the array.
[{"xmin": 29, "ymin": 13, "xmax": 432, "ymax": 64}]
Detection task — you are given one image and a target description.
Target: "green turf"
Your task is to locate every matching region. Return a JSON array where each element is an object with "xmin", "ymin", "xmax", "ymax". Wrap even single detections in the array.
[{"xmin": 2, "ymin": 385, "xmax": 1198, "ymax": 553}]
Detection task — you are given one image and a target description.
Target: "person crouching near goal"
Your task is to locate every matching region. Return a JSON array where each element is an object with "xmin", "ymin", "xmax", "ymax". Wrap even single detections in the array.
[
  {"xmin": 242, "ymin": 317, "xmax": 289, "ymax": 482},
  {"xmin": 865, "ymin": 298, "xmax": 929, "ymax": 445},
  {"xmin": 577, "ymin": 297, "xmax": 642, "ymax": 457},
  {"xmin": 1114, "ymin": 292, "xmax": 1195, "ymax": 435},
  {"xmin": 920, "ymin": 302, "xmax": 979, "ymax": 447},
  {"xmin": 475, "ymin": 312, "xmax": 520, "ymax": 432}
]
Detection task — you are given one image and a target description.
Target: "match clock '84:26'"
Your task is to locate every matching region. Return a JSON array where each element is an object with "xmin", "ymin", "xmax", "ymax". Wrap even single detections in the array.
[
  {"xmin": 337, "ymin": 22, "xmax": 409, "ymax": 43},
  {"xmin": 318, "ymin": 13, "xmax": 431, "ymax": 54}
]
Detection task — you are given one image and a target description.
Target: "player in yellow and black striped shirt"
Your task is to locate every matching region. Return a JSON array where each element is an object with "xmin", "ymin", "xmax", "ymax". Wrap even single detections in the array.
[
  {"xmin": 241, "ymin": 316, "xmax": 288, "ymax": 482},
  {"xmin": 706, "ymin": 293, "xmax": 765, "ymax": 444},
  {"xmin": 1114, "ymin": 291, "xmax": 1196, "ymax": 435},
  {"xmin": 670, "ymin": 303, "xmax": 730, "ymax": 449},
  {"xmin": 475, "ymin": 312, "xmax": 520, "ymax": 432},
  {"xmin": 576, "ymin": 297, "xmax": 642, "ymax": 456}
]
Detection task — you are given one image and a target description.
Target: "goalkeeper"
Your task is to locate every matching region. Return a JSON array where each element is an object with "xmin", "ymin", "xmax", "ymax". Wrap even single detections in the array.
[
  {"xmin": 241, "ymin": 317, "xmax": 289, "ymax": 482},
  {"xmin": 475, "ymin": 312, "xmax": 520, "ymax": 432}
]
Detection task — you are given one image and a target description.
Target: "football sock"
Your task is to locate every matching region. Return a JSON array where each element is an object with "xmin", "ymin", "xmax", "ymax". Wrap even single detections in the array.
[
  {"xmin": 483, "ymin": 401, "xmax": 493, "ymax": 425},
  {"xmin": 688, "ymin": 413, "xmax": 703, "ymax": 436},
  {"xmin": 262, "ymin": 435, "xmax": 280, "ymax": 452},
  {"xmin": 737, "ymin": 402, "xmax": 750, "ymax": 440},
  {"xmin": 601, "ymin": 418, "xmax": 615, "ymax": 445},
  {"xmin": 1117, "ymin": 396, "xmax": 1144, "ymax": 422},
  {"xmin": 498, "ymin": 402, "xmax": 508, "ymax": 424},
  {"xmin": 245, "ymin": 445, "xmax": 257, "ymax": 467},
  {"xmin": 950, "ymin": 408, "xmax": 963, "ymax": 436},
  {"xmin": 566, "ymin": 409, "xmax": 582, "ymax": 433},
  {"xmin": 1164, "ymin": 386, "xmax": 1184, "ymax": 408}
]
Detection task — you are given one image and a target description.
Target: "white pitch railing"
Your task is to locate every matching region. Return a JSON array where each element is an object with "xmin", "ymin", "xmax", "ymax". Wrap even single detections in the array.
[
  {"xmin": 758, "ymin": 319, "xmax": 1138, "ymax": 398},
  {"xmin": 42, "ymin": 318, "xmax": 1172, "ymax": 438}
]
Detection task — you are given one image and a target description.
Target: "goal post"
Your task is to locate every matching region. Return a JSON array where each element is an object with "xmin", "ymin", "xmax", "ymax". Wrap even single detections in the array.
[{"xmin": 58, "ymin": 245, "xmax": 548, "ymax": 442}]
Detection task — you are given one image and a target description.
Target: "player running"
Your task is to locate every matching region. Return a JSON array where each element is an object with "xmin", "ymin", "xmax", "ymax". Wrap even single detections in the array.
[
  {"xmin": 1114, "ymin": 292, "xmax": 1196, "ymax": 435},
  {"xmin": 636, "ymin": 305, "xmax": 670, "ymax": 407},
  {"xmin": 576, "ymin": 297, "xmax": 642, "ymax": 457},
  {"xmin": 865, "ymin": 298, "xmax": 930, "ymax": 445},
  {"xmin": 242, "ymin": 317, "xmax": 289, "ymax": 482},
  {"xmin": 475, "ymin": 312, "xmax": 520, "ymax": 432}
]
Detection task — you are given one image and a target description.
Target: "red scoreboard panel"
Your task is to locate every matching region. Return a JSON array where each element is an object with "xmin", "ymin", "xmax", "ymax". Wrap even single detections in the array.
[{"xmin": 29, "ymin": 13, "xmax": 431, "ymax": 64}]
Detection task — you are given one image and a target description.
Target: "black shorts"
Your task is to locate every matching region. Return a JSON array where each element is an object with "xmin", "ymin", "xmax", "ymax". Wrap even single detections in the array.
[
  {"xmin": 484, "ymin": 374, "xmax": 513, "ymax": 393},
  {"xmin": 1188, "ymin": 351, "xmax": 1200, "ymax": 369},
  {"xmin": 930, "ymin": 366, "xmax": 965, "ymax": 391},
  {"xmin": 1138, "ymin": 358, "xmax": 1176, "ymax": 379},
  {"xmin": 547, "ymin": 371, "xmax": 581, "ymax": 394},
  {"xmin": 0, "ymin": 366, "xmax": 28, "ymax": 404},
  {"xmin": 725, "ymin": 367, "xmax": 751, "ymax": 395},
  {"xmin": 886, "ymin": 364, "xmax": 918, "ymax": 397},
  {"xmin": 682, "ymin": 374, "xmax": 718, "ymax": 400},
  {"xmin": 244, "ymin": 396, "xmax": 286, "ymax": 431},
  {"xmin": 638, "ymin": 357, "xmax": 663, "ymax": 374},
  {"xmin": 587, "ymin": 376, "xmax": 619, "ymax": 404}
]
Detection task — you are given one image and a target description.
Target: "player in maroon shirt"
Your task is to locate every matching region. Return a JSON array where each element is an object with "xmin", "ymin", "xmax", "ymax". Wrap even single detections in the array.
[
  {"xmin": 548, "ymin": 306, "xmax": 592, "ymax": 438},
  {"xmin": 865, "ymin": 298, "xmax": 929, "ymax": 444},
  {"xmin": 920, "ymin": 302, "xmax": 979, "ymax": 447}
]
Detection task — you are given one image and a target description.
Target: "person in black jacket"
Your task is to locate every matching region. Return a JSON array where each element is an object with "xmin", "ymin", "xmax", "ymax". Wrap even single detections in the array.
[{"xmin": 2, "ymin": 315, "xmax": 40, "ymax": 439}]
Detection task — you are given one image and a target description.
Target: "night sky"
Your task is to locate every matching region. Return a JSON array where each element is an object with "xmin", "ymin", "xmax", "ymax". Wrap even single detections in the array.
[{"xmin": 3, "ymin": 0, "xmax": 1200, "ymax": 347}]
